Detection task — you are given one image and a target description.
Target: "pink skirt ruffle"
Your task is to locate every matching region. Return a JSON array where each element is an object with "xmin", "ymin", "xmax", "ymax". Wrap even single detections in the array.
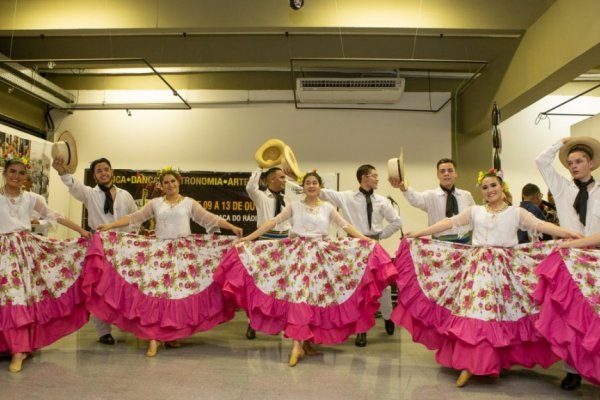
[
  {"xmin": 391, "ymin": 239, "xmax": 558, "ymax": 376},
  {"xmin": 0, "ymin": 231, "xmax": 89, "ymax": 353},
  {"xmin": 0, "ymin": 282, "xmax": 89, "ymax": 353},
  {"xmin": 214, "ymin": 241, "xmax": 396, "ymax": 344},
  {"xmin": 82, "ymin": 234, "xmax": 236, "ymax": 341},
  {"xmin": 533, "ymin": 250, "xmax": 600, "ymax": 385}
]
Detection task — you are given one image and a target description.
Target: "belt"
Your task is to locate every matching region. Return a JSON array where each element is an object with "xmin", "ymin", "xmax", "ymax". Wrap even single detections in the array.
[
  {"xmin": 260, "ymin": 230, "xmax": 289, "ymax": 240},
  {"xmin": 366, "ymin": 234, "xmax": 381, "ymax": 240},
  {"xmin": 269, "ymin": 230, "xmax": 289, "ymax": 235},
  {"xmin": 434, "ymin": 233, "xmax": 471, "ymax": 244}
]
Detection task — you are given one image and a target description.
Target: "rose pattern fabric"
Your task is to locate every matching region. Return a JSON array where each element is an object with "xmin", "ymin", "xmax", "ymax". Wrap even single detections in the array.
[
  {"xmin": 100, "ymin": 231, "xmax": 234, "ymax": 299},
  {"xmin": 559, "ymin": 247, "xmax": 600, "ymax": 314},
  {"xmin": 235, "ymin": 237, "xmax": 375, "ymax": 306},
  {"xmin": 0, "ymin": 231, "xmax": 88, "ymax": 306},
  {"xmin": 408, "ymin": 238, "xmax": 558, "ymax": 321}
]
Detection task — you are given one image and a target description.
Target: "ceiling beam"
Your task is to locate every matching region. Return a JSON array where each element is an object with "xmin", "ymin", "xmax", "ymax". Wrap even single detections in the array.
[{"xmin": 459, "ymin": 0, "xmax": 600, "ymax": 134}]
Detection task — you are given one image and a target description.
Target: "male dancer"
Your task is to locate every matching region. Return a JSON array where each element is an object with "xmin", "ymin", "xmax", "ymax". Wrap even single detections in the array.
[
  {"xmin": 536, "ymin": 137, "xmax": 600, "ymax": 390},
  {"xmin": 319, "ymin": 164, "xmax": 402, "ymax": 347},
  {"xmin": 53, "ymin": 157, "xmax": 137, "ymax": 345},
  {"xmin": 245, "ymin": 166, "xmax": 293, "ymax": 339},
  {"xmin": 390, "ymin": 158, "xmax": 475, "ymax": 243},
  {"xmin": 518, "ymin": 183, "xmax": 551, "ymax": 243}
]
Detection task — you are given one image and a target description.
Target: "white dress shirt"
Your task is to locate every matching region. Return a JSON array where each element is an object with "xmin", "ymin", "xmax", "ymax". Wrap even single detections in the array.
[
  {"xmin": 403, "ymin": 186, "xmax": 475, "ymax": 237},
  {"xmin": 319, "ymin": 188, "xmax": 402, "ymax": 239},
  {"xmin": 245, "ymin": 168, "xmax": 292, "ymax": 231},
  {"xmin": 60, "ymin": 174, "xmax": 138, "ymax": 231},
  {"xmin": 536, "ymin": 141, "xmax": 600, "ymax": 235}
]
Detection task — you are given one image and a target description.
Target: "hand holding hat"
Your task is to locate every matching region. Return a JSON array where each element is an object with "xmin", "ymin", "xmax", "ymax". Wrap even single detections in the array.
[
  {"xmin": 254, "ymin": 139, "xmax": 286, "ymax": 168},
  {"xmin": 254, "ymin": 138, "xmax": 303, "ymax": 180},
  {"xmin": 558, "ymin": 136, "xmax": 600, "ymax": 170},
  {"xmin": 387, "ymin": 148, "xmax": 407, "ymax": 190},
  {"xmin": 51, "ymin": 130, "xmax": 78, "ymax": 175}
]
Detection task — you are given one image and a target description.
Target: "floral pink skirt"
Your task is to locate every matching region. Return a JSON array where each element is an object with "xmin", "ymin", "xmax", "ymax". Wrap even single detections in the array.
[
  {"xmin": 533, "ymin": 248, "xmax": 600, "ymax": 385},
  {"xmin": 391, "ymin": 238, "xmax": 559, "ymax": 376},
  {"xmin": 214, "ymin": 237, "xmax": 397, "ymax": 344},
  {"xmin": 0, "ymin": 231, "xmax": 89, "ymax": 354},
  {"xmin": 82, "ymin": 232, "xmax": 237, "ymax": 341}
]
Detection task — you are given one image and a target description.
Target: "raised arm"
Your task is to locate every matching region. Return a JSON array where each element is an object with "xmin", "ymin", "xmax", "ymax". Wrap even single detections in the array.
[
  {"xmin": 245, "ymin": 168, "xmax": 263, "ymax": 201},
  {"xmin": 535, "ymin": 139, "xmax": 570, "ymax": 196},
  {"xmin": 53, "ymin": 158, "xmax": 92, "ymax": 202},
  {"xmin": 319, "ymin": 187, "xmax": 345, "ymax": 208}
]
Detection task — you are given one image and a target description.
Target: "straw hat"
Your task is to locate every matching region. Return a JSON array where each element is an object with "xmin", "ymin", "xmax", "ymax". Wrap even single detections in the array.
[
  {"xmin": 387, "ymin": 148, "xmax": 406, "ymax": 182},
  {"xmin": 51, "ymin": 130, "xmax": 78, "ymax": 174},
  {"xmin": 254, "ymin": 138, "xmax": 286, "ymax": 168},
  {"xmin": 558, "ymin": 136, "xmax": 600, "ymax": 171},
  {"xmin": 281, "ymin": 145, "xmax": 302, "ymax": 179}
]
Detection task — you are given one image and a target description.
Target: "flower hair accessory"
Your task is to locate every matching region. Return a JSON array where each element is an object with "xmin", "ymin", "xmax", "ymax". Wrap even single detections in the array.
[
  {"xmin": 156, "ymin": 165, "xmax": 181, "ymax": 183},
  {"xmin": 476, "ymin": 168, "xmax": 509, "ymax": 191},
  {"xmin": 3, "ymin": 154, "xmax": 31, "ymax": 169}
]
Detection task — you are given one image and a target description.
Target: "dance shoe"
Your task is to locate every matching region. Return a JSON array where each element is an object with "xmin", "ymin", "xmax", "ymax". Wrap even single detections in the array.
[
  {"xmin": 165, "ymin": 340, "xmax": 182, "ymax": 349},
  {"xmin": 288, "ymin": 347, "xmax": 305, "ymax": 367},
  {"xmin": 98, "ymin": 334, "xmax": 115, "ymax": 345},
  {"xmin": 384, "ymin": 319, "xmax": 395, "ymax": 335},
  {"xmin": 456, "ymin": 370, "xmax": 473, "ymax": 388},
  {"xmin": 355, "ymin": 333, "xmax": 367, "ymax": 347},
  {"xmin": 8, "ymin": 353, "xmax": 29, "ymax": 373},
  {"xmin": 302, "ymin": 342, "xmax": 322, "ymax": 356},
  {"xmin": 560, "ymin": 373, "xmax": 581, "ymax": 390},
  {"xmin": 246, "ymin": 325, "xmax": 256, "ymax": 340},
  {"xmin": 146, "ymin": 340, "xmax": 162, "ymax": 357}
]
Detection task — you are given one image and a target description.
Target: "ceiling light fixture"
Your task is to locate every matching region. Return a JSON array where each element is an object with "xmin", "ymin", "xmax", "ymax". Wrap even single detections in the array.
[{"xmin": 289, "ymin": 0, "xmax": 304, "ymax": 10}]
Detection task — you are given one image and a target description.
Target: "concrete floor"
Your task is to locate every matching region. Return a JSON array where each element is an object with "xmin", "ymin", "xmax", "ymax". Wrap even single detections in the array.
[{"xmin": 0, "ymin": 312, "xmax": 598, "ymax": 400}]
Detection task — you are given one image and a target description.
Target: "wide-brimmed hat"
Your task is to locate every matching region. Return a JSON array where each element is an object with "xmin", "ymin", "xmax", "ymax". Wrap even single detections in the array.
[
  {"xmin": 255, "ymin": 138, "xmax": 286, "ymax": 168},
  {"xmin": 387, "ymin": 147, "xmax": 406, "ymax": 182},
  {"xmin": 51, "ymin": 130, "xmax": 78, "ymax": 174},
  {"xmin": 559, "ymin": 136, "xmax": 600, "ymax": 171},
  {"xmin": 281, "ymin": 145, "xmax": 302, "ymax": 179}
]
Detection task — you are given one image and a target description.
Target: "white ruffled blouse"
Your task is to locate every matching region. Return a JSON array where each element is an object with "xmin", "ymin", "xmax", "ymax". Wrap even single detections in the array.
[
  {"xmin": 451, "ymin": 205, "xmax": 543, "ymax": 247},
  {"xmin": 0, "ymin": 191, "xmax": 61, "ymax": 234},
  {"xmin": 274, "ymin": 200, "xmax": 349, "ymax": 238},
  {"xmin": 129, "ymin": 196, "xmax": 222, "ymax": 240}
]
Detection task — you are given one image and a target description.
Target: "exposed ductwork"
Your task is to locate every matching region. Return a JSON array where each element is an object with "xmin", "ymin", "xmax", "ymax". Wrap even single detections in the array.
[{"xmin": 0, "ymin": 54, "xmax": 76, "ymax": 109}]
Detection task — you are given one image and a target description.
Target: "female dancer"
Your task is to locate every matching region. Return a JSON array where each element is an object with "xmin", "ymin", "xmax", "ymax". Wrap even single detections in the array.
[
  {"xmin": 91, "ymin": 167, "xmax": 243, "ymax": 357},
  {"xmin": 532, "ymin": 232, "xmax": 600, "ymax": 386},
  {"xmin": 217, "ymin": 172, "xmax": 397, "ymax": 367},
  {"xmin": 0, "ymin": 158, "xmax": 91, "ymax": 372},
  {"xmin": 394, "ymin": 169, "xmax": 581, "ymax": 387}
]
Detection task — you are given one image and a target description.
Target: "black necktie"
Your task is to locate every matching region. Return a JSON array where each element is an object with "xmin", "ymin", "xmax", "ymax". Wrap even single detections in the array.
[
  {"xmin": 270, "ymin": 190, "xmax": 285, "ymax": 216},
  {"xmin": 359, "ymin": 187, "xmax": 374, "ymax": 229},
  {"xmin": 573, "ymin": 177, "xmax": 594, "ymax": 225},
  {"xmin": 99, "ymin": 184, "xmax": 114, "ymax": 215},
  {"xmin": 441, "ymin": 185, "xmax": 459, "ymax": 218}
]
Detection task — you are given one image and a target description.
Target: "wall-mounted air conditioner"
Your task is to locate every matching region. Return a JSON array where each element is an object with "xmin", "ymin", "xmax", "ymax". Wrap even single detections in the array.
[{"xmin": 296, "ymin": 77, "xmax": 405, "ymax": 104}]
